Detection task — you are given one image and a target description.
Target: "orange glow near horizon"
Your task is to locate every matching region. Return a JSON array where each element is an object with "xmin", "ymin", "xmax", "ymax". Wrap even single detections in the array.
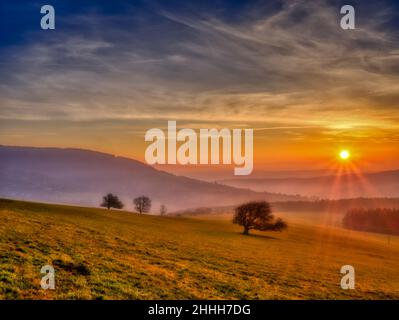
[{"xmin": 1, "ymin": 121, "xmax": 399, "ymax": 175}]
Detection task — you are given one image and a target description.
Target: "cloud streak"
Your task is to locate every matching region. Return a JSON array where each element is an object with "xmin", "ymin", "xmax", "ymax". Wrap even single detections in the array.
[{"xmin": 0, "ymin": 0, "xmax": 398, "ymax": 143}]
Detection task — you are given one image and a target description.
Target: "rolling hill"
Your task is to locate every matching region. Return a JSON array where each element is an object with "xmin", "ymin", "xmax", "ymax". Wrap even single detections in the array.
[
  {"xmin": 0, "ymin": 145, "xmax": 302, "ymax": 211},
  {"xmin": 1, "ymin": 198, "xmax": 398, "ymax": 299},
  {"xmin": 220, "ymin": 170, "xmax": 399, "ymax": 199}
]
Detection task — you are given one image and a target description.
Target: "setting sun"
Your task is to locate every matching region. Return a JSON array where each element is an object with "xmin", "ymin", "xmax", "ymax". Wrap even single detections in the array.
[{"xmin": 339, "ymin": 150, "xmax": 350, "ymax": 160}]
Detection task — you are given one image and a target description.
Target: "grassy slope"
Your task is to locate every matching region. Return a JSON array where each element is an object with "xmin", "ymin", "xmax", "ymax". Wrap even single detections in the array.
[{"xmin": 1, "ymin": 199, "xmax": 398, "ymax": 300}]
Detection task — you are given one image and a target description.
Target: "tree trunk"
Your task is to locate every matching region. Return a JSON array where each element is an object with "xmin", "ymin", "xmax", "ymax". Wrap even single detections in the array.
[{"xmin": 243, "ymin": 227, "xmax": 249, "ymax": 235}]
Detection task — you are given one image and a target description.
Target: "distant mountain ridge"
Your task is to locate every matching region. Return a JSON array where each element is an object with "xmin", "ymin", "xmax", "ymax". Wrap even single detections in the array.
[
  {"xmin": 0, "ymin": 145, "xmax": 303, "ymax": 211},
  {"xmin": 171, "ymin": 198, "xmax": 399, "ymax": 217},
  {"xmin": 220, "ymin": 169, "xmax": 399, "ymax": 199}
]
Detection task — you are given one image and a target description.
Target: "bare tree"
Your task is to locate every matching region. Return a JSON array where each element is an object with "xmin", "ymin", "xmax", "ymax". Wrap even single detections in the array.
[
  {"xmin": 160, "ymin": 204, "xmax": 167, "ymax": 216},
  {"xmin": 133, "ymin": 196, "xmax": 151, "ymax": 214}
]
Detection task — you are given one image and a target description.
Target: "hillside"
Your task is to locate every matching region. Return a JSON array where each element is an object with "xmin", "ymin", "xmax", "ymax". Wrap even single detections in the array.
[
  {"xmin": 1, "ymin": 198, "xmax": 399, "ymax": 299},
  {"xmin": 220, "ymin": 170, "xmax": 399, "ymax": 199},
  {"xmin": 171, "ymin": 198, "xmax": 399, "ymax": 217},
  {"xmin": 0, "ymin": 145, "xmax": 302, "ymax": 211}
]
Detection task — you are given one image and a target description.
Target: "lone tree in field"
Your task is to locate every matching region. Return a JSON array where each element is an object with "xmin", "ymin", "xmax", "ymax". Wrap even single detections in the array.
[
  {"xmin": 133, "ymin": 196, "xmax": 152, "ymax": 214},
  {"xmin": 233, "ymin": 201, "xmax": 287, "ymax": 235},
  {"xmin": 160, "ymin": 204, "xmax": 167, "ymax": 216},
  {"xmin": 101, "ymin": 193, "xmax": 124, "ymax": 210}
]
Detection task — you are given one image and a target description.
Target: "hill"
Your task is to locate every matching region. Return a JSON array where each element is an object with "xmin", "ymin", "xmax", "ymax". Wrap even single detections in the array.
[
  {"xmin": 1, "ymin": 198, "xmax": 399, "ymax": 299},
  {"xmin": 171, "ymin": 198, "xmax": 399, "ymax": 217},
  {"xmin": 220, "ymin": 170, "xmax": 399, "ymax": 199},
  {"xmin": 0, "ymin": 145, "xmax": 302, "ymax": 211}
]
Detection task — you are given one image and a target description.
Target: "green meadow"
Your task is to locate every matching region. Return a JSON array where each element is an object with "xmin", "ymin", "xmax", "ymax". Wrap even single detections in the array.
[{"xmin": 1, "ymin": 198, "xmax": 398, "ymax": 299}]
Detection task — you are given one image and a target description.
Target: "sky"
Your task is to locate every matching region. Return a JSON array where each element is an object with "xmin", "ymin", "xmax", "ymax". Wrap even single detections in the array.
[{"xmin": 0, "ymin": 0, "xmax": 398, "ymax": 175}]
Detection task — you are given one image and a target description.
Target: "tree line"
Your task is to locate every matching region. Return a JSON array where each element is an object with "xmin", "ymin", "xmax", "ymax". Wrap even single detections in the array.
[
  {"xmin": 100, "ymin": 193, "xmax": 167, "ymax": 215},
  {"xmin": 343, "ymin": 208, "xmax": 399, "ymax": 235},
  {"xmin": 273, "ymin": 198, "xmax": 399, "ymax": 213}
]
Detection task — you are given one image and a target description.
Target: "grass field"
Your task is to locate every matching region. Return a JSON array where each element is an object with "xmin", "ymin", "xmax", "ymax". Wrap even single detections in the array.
[{"xmin": 1, "ymin": 198, "xmax": 398, "ymax": 300}]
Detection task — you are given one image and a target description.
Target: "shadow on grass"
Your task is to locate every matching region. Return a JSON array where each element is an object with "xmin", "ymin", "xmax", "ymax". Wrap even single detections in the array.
[
  {"xmin": 52, "ymin": 259, "xmax": 91, "ymax": 276},
  {"xmin": 234, "ymin": 232, "xmax": 278, "ymax": 240}
]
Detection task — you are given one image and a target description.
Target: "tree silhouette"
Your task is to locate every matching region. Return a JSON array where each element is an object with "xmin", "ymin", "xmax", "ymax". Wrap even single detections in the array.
[
  {"xmin": 101, "ymin": 193, "xmax": 124, "ymax": 210},
  {"xmin": 160, "ymin": 204, "xmax": 167, "ymax": 216},
  {"xmin": 233, "ymin": 201, "xmax": 287, "ymax": 235},
  {"xmin": 133, "ymin": 196, "xmax": 151, "ymax": 214}
]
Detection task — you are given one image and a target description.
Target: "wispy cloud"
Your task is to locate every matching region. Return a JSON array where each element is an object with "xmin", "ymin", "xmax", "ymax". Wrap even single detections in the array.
[{"xmin": 0, "ymin": 0, "xmax": 398, "ymax": 134}]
